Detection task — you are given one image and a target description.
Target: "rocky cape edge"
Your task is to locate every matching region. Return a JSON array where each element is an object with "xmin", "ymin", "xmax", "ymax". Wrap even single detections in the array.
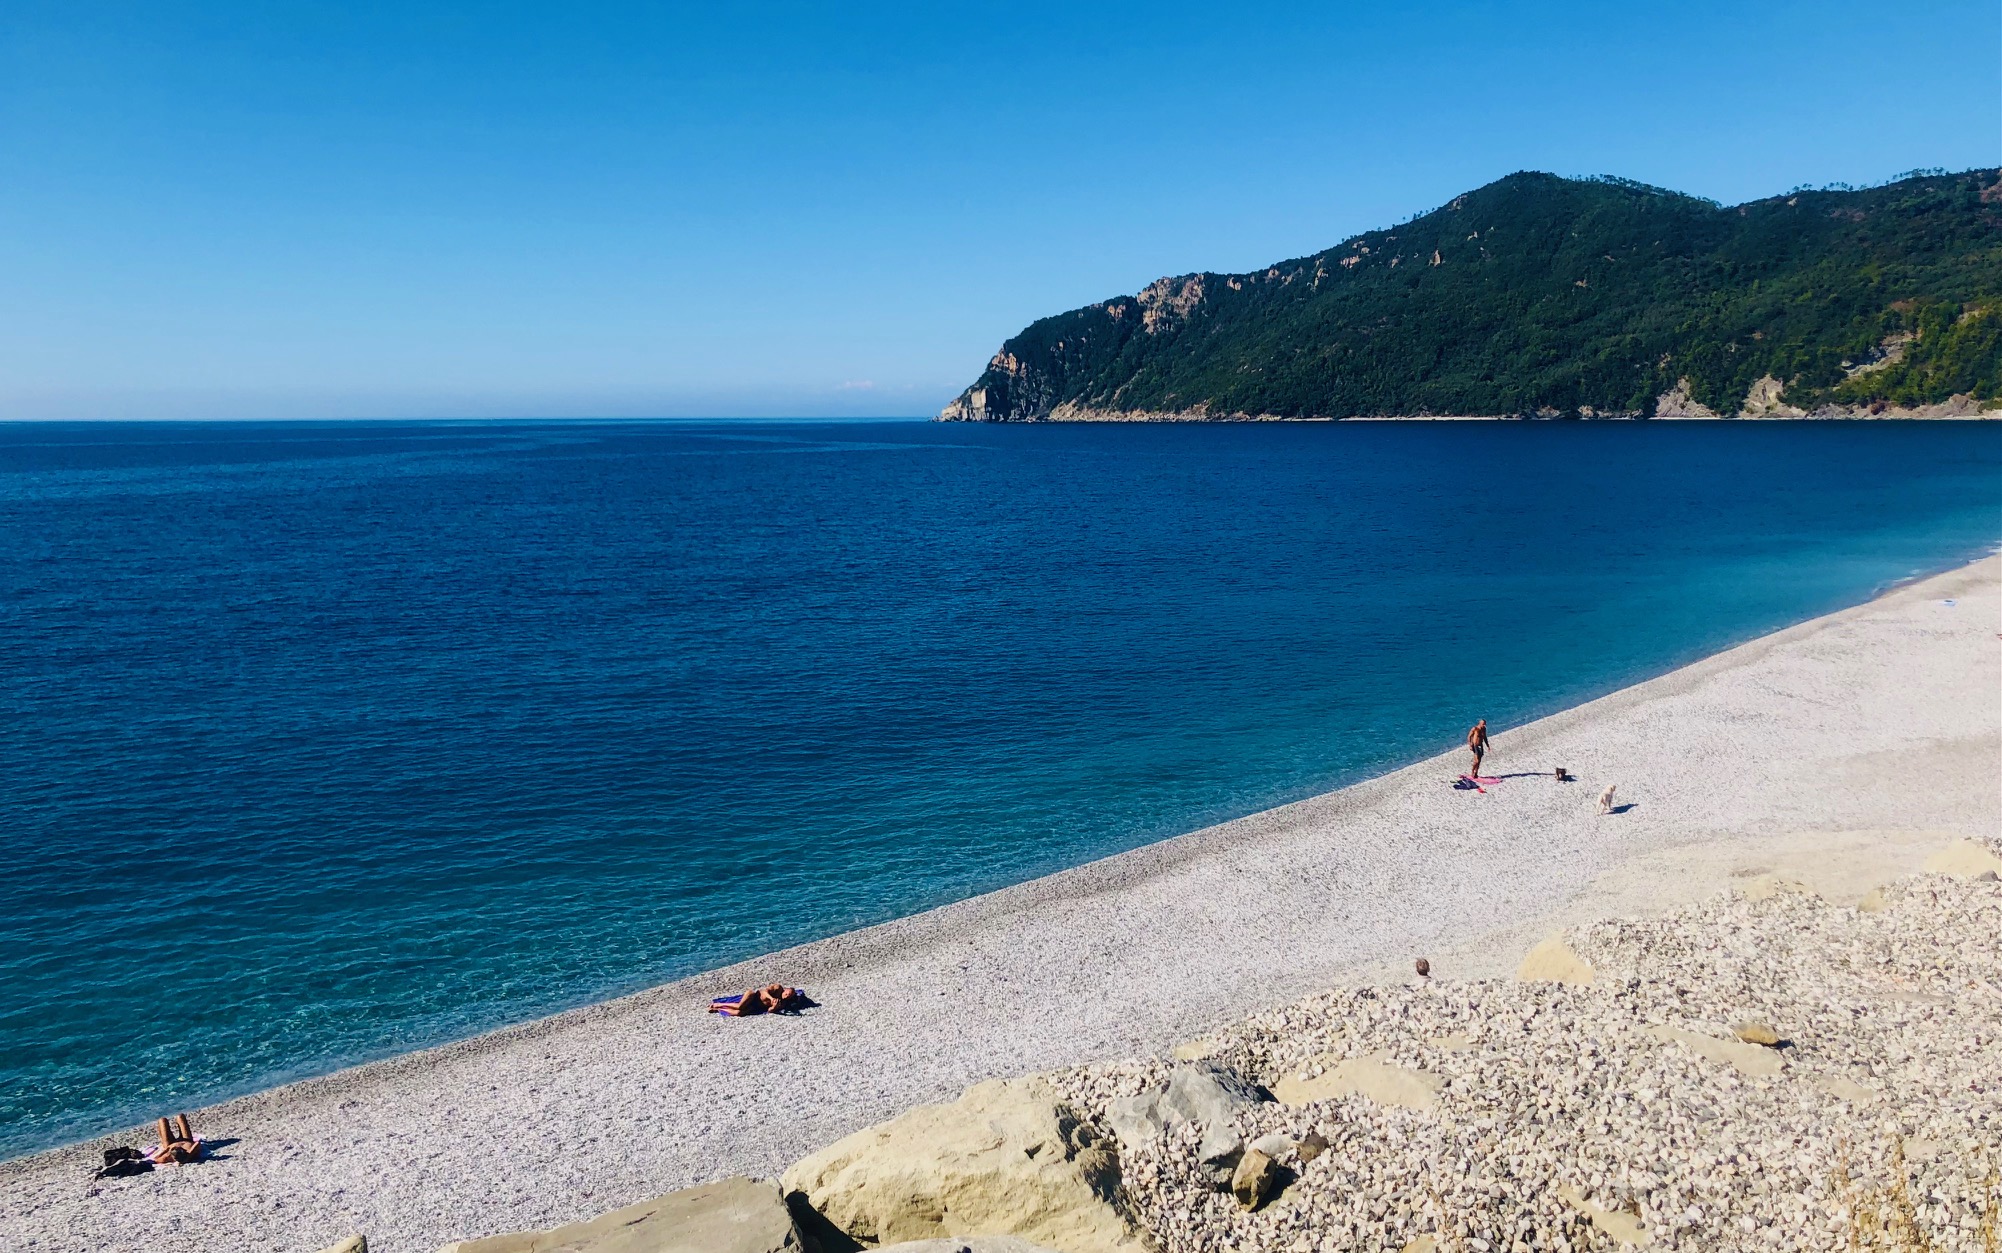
[
  {"xmin": 938, "ymin": 390, "xmax": 2002, "ymax": 422},
  {"xmin": 939, "ymin": 332, "xmax": 2002, "ymax": 423},
  {"xmin": 939, "ymin": 366, "xmax": 2002, "ymax": 423}
]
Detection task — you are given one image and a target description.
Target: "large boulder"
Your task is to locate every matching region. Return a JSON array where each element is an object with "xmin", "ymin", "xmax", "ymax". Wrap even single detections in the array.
[
  {"xmin": 1159, "ymin": 1063, "xmax": 1262, "ymax": 1127},
  {"xmin": 781, "ymin": 1076, "xmax": 1144, "ymax": 1253},
  {"xmin": 436, "ymin": 1177, "xmax": 805, "ymax": 1253},
  {"xmin": 1104, "ymin": 1062, "xmax": 1263, "ymax": 1147}
]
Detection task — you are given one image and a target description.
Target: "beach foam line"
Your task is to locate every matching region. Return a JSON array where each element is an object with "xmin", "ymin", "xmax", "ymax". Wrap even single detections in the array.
[{"xmin": 8, "ymin": 555, "xmax": 1999, "ymax": 1253}]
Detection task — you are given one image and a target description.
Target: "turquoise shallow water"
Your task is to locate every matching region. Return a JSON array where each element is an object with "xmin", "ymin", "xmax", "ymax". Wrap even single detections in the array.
[{"xmin": 2, "ymin": 418, "xmax": 1997, "ymax": 1159}]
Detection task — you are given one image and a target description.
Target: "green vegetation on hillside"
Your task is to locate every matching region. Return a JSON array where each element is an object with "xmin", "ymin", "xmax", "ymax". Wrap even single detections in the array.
[
  {"xmin": 943, "ymin": 170, "xmax": 2002, "ymax": 419},
  {"xmin": 1835, "ymin": 300, "xmax": 2002, "ymax": 408}
]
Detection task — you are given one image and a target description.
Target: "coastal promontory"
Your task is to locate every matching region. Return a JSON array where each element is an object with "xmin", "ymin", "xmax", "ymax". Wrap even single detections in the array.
[{"xmin": 940, "ymin": 169, "xmax": 2002, "ymax": 422}]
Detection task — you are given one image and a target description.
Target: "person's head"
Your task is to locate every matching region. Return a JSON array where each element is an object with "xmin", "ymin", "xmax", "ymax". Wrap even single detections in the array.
[{"xmin": 1476, "ymin": 719, "xmax": 1486, "ymax": 729}]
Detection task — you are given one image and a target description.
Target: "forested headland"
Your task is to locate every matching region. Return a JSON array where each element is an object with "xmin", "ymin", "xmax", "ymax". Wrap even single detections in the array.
[{"xmin": 940, "ymin": 169, "xmax": 2002, "ymax": 421}]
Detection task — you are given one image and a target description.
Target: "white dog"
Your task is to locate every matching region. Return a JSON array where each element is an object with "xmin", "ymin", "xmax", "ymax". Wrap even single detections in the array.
[{"xmin": 1598, "ymin": 784, "xmax": 1618, "ymax": 815}]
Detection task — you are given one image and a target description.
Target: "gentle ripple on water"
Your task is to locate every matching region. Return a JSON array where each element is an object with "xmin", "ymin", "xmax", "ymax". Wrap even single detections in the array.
[{"xmin": 1, "ymin": 417, "xmax": 1997, "ymax": 1158}]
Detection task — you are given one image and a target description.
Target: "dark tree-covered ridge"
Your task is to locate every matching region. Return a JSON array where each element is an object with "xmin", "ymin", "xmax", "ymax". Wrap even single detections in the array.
[{"xmin": 939, "ymin": 169, "xmax": 2002, "ymax": 421}]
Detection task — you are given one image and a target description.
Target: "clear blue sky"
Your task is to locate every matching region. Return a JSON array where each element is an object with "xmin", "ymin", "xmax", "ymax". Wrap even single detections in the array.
[{"xmin": 2, "ymin": 1, "xmax": 1996, "ymax": 419}]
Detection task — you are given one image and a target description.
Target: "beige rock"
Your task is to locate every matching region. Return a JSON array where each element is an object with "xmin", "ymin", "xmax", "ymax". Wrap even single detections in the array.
[
  {"xmin": 780, "ymin": 1077, "xmax": 1142, "ymax": 1253},
  {"xmin": 1428, "ymin": 1033, "xmax": 1474, "ymax": 1052},
  {"xmin": 1398, "ymin": 1239, "xmax": 1437, "ymax": 1253},
  {"xmin": 1735, "ymin": 873, "xmax": 1815, "ymax": 902},
  {"xmin": 317, "ymin": 1240, "xmax": 367, "ymax": 1253},
  {"xmin": 1731, "ymin": 1021, "xmax": 1782, "ymax": 1047},
  {"xmin": 1557, "ymin": 1185, "xmax": 1652, "ymax": 1245},
  {"xmin": 1295, "ymin": 1131, "xmax": 1329, "ymax": 1162},
  {"xmin": 1272, "ymin": 1053, "xmax": 1443, "ymax": 1110},
  {"xmin": 1647, "ymin": 1025, "xmax": 1784, "ymax": 1077},
  {"xmin": 436, "ymin": 1177, "xmax": 803, "ymax": 1253},
  {"xmin": 1168, "ymin": 1038, "xmax": 1217, "ymax": 1061},
  {"xmin": 1922, "ymin": 838, "xmax": 2002, "ymax": 880},
  {"xmin": 1514, "ymin": 935, "xmax": 1595, "ymax": 985},
  {"xmin": 1815, "ymin": 1075, "xmax": 1880, "ymax": 1105},
  {"xmin": 1230, "ymin": 1149, "xmax": 1277, "ymax": 1211},
  {"xmin": 1856, "ymin": 887, "xmax": 1888, "ymax": 914},
  {"xmin": 876, "ymin": 1232, "xmax": 1065, "ymax": 1240}
]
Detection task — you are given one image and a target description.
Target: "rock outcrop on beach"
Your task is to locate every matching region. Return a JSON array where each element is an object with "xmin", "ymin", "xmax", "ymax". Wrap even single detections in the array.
[
  {"xmin": 939, "ymin": 168, "xmax": 2002, "ymax": 421},
  {"xmin": 780, "ymin": 1076, "xmax": 1145, "ymax": 1253},
  {"xmin": 434, "ymin": 1177, "xmax": 808, "ymax": 1253}
]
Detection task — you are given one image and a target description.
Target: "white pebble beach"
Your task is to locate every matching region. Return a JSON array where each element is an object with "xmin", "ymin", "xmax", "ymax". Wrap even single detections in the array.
[{"xmin": 9, "ymin": 555, "xmax": 1997, "ymax": 1253}]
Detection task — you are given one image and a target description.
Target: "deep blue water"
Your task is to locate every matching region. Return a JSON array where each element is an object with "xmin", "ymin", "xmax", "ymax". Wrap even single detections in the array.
[{"xmin": 2, "ymin": 418, "xmax": 1997, "ymax": 1158}]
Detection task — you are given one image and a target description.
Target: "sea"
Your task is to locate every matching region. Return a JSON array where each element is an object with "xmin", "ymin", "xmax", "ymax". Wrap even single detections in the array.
[{"xmin": 3, "ymin": 418, "xmax": 1997, "ymax": 1159}]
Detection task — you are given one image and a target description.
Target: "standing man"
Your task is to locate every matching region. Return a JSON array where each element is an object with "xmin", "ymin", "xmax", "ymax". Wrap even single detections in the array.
[{"xmin": 1466, "ymin": 719, "xmax": 1491, "ymax": 777}]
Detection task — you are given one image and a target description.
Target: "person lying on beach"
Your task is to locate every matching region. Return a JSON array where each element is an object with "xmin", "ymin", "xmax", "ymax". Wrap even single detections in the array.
[
  {"xmin": 708, "ymin": 983, "xmax": 805, "ymax": 1017},
  {"xmin": 89, "ymin": 1115, "xmax": 206, "ymax": 1180},
  {"xmin": 148, "ymin": 1114, "xmax": 204, "ymax": 1165}
]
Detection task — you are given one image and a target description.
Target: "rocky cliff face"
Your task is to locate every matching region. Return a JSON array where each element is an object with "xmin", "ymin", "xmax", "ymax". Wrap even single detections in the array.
[
  {"xmin": 938, "ymin": 169, "xmax": 2002, "ymax": 422},
  {"xmin": 938, "ymin": 275, "xmax": 1219, "ymax": 423}
]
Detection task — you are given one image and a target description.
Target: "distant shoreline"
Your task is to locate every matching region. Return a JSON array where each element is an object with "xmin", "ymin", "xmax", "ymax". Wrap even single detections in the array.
[{"xmin": 10, "ymin": 554, "xmax": 1997, "ymax": 1253}]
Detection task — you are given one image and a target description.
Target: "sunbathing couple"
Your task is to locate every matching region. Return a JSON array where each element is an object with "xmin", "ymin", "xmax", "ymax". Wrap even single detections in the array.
[
  {"xmin": 708, "ymin": 983, "xmax": 806, "ymax": 1017},
  {"xmin": 93, "ymin": 1115, "xmax": 204, "ymax": 1179}
]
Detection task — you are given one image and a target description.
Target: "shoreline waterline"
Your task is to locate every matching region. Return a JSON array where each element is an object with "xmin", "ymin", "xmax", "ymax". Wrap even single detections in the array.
[{"xmin": 9, "ymin": 552, "xmax": 1998, "ymax": 1253}]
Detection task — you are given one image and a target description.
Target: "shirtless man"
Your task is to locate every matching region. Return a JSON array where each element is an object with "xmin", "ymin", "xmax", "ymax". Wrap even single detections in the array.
[{"xmin": 1466, "ymin": 719, "xmax": 1491, "ymax": 776}]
